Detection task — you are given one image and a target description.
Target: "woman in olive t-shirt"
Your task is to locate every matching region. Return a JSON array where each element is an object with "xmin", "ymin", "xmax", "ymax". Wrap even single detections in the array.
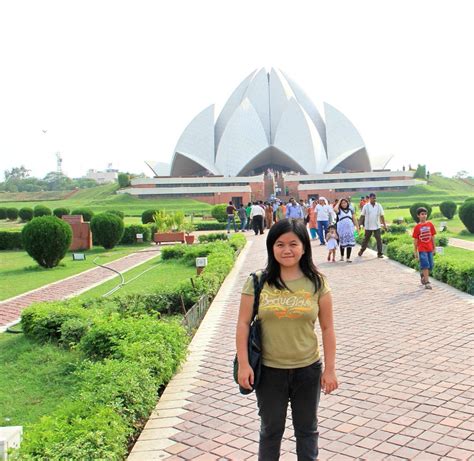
[{"xmin": 236, "ymin": 219, "xmax": 338, "ymax": 461}]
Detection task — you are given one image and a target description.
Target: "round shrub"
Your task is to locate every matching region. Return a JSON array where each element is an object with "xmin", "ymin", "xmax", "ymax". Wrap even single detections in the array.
[
  {"xmin": 105, "ymin": 209, "xmax": 125, "ymax": 219},
  {"xmin": 33, "ymin": 205, "xmax": 52, "ymax": 217},
  {"xmin": 18, "ymin": 207, "xmax": 34, "ymax": 222},
  {"xmin": 6, "ymin": 207, "xmax": 19, "ymax": 220},
  {"xmin": 211, "ymin": 204, "xmax": 228, "ymax": 222},
  {"xmin": 0, "ymin": 207, "xmax": 7, "ymax": 219},
  {"xmin": 71, "ymin": 207, "xmax": 94, "ymax": 222},
  {"xmin": 141, "ymin": 209, "xmax": 157, "ymax": 224},
  {"xmin": 439, "ymin": 201, "xmax": 457, "ymax": 219},
  {"xmin": 91, "ymin": 213, "xmax": 124, "ymax": 249},
  {"xmin": 120, "ymin": 224, "xmax": 151, "ymax": 244},
  {"xmin": 409, "ymin": 202, "xmax": 432, "ymax": 223},
  {"xmin": 53, "ymin": 207, "xmax": 70, "ymax": 218},
  {"xmin": 22, "ymin": 216, "xmax": 72, "ymax": 268},
  {"xmin": 459, "ymin": 201, "xmax": 474, "ymax": 233}
]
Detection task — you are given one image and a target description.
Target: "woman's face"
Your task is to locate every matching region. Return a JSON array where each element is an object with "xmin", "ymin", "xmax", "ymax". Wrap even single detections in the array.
[
  {"xmin": 340, "ymin": 199, "xmax": 348, "ymax": 209},
  {"xmin": 273, "ymin": 232, "xmax": 305, "ymax": 268}
]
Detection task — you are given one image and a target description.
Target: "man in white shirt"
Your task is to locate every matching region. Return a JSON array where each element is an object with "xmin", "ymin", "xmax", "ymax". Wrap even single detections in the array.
[
  {"xmin": 316, "ymin": 197, "xmax": 332, "ymax": 245},
  {"xmin": 358, "ymin": 193, "xmax": 387, "ymax": 258},
  {"xmin": 250, "ymin": 202, "xmax": 265, "ymax": 235}
]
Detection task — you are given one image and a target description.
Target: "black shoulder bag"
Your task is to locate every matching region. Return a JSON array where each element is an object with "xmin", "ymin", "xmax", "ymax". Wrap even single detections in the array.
[{"xmin": 233, "ymin": 271, "xmax": 266, "ymax": 395}]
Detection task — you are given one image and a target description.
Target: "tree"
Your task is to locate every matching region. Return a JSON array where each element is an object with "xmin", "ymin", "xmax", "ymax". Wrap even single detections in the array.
[
  {"xmin": 4, "ymin": 165, "xmax": 30, "ymax": 181},
  {"xmin": 91, "ymin": 213, "xmax": 125, "ymax": 249},
  {"xmin": 454, "ymin": 170, "xmax": 470, "ymax": 179},
  {"xmin": 413, "ymin": 164, "xmax": 427, "ymax": 179},
  {"xmin": 43, "ymin": 172, "xmax": 73, "ymax": 191},
  {"xmin": 118, "ymin": 173, "xmax": 131, "ymax": 188}
]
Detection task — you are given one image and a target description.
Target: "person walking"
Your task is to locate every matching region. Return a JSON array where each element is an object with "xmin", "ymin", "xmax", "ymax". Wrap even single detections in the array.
[
  {"xmin": 236, "ymin": 219, "xmax": 338, "ymax": 460},
  {"xmin": 275, "ymin": 202, "xmax": 286, "ymax": 222},
  {"xmin": 358, "ymin": 193, "xmax": 387, "ymax": 258},
  {"xmin": 246, "ymin": 202, "xmax": 253, "ymax": 230},
  {"xmin": 333, "ymin": 198, "xmax": 359, "ymax": 262},
  {"xmin": 237, "ymin": 203, "xmax": 248, "ymax": 232},
  {"xmin": 307, "ymin": 200, "xmax": 318, "ymax": 240},
  {"xmin": 412, "ymin": 207, "xmax": 437, "ymax": 289},
  {"xmin": 265, "ymin": 202, "xmax": 274, "ymax": 229},
  {"xmin": 315, "ymin": 197, "xmax": 331, "ymax": 246},
  {"xmin": 286, "ymin": 197, "xmax": 304, "ymax": 220},
  {"xmin": 250, "ymin": 202, "xmax": 265, "ymax": 235},
  {"xmin": 325, "ymin": 225, "xmax": 339, "ymax": 262},
  {"xmin": 226, "ymin": 201, "xmax": 238, "ymax": 233}
]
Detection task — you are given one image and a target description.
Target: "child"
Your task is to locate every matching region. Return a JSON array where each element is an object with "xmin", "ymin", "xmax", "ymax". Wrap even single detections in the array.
[
  {"xmin": 325, "ymin": 224, "xmax": 339, "ymax": 262},
  {"xmin": 412, "ymin": 207, "xmax": 437, "ymax": 289}
]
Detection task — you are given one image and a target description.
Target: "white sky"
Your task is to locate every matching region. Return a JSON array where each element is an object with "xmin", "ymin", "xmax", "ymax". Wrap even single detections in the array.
[{"xmin": 0, "ymin": 0, "xmax": 473, "ymax": 179}]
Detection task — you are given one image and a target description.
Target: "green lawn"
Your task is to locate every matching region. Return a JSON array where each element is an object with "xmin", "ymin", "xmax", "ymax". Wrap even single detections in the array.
[
  {"xmin": 77, "ymin": 258, "xmax": 196, "ymax": 300},
  {"xmin": 0, "ymin": 183, "xmax": 212, "ymax": 217},
  {"xmin": 0, "ymin": 333, "xmax": 82, "ymax": 427},
  {"xmin": 0, "ymin": 244, "xmax": 153, "ymax": 301}
]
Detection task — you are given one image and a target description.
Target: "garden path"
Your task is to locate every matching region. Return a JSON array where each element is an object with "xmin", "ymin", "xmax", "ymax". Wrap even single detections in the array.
[
  {"xmin": 0, "ymin": 247, "xmax": 161, "ymax": 332},
  {"xmin": 448, "ymin": 238, "xmax": 474, "ymax": 251},
  {"xmin": 128, "ymin": 233, "xmax": 473, "ymax": 461}
]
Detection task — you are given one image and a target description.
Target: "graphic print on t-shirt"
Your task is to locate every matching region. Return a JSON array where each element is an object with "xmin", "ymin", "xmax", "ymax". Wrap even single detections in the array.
[
  {"xmin": 418, "ymin": 225, "xmax": 433, "ymax": 242},
  {"xmin": 259, "ymin": 288, "xmax": 313, "ymax": 319}
]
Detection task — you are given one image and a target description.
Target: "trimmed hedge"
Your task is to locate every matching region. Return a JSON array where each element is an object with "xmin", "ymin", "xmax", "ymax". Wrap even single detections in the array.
[
  {"xmin": 198, "ymin": 232, "xmax": 228, "ymax": 243},
  {"xmin": 6, "ymin": 207, "xmax": 19, "ymax": 220},
  {"xmin": 105, "ymin": 209, "xmax": 125, "ymax": 219},
  {"xmin": 439, "ymin": 201, "xmax": 457, "ymax": 219},
  {"xmin": 0, "ymin": 231, "xmax": 23, "ymax": 250},
  {"xmin": 53, "ymin": 207, "xmax": 70, "ymax": 218},
  {"xmin": 0, "ymin": 207, "xmax": 7, "ymax": 219},
  {"xmin": 141, "ymin": 209, "xmax": 157, "ymax": 224},
  {"xmin": 91, "ymin": 213, "xmax": 124, "ymax": 249},
  {"xmin": 195, "ymin": 221, "xmax": 227, "ymax": 231},
  {"xmin": 22, "ymin": 216, "xmax": 72, "ymax": 268},
  {"xmin": 459, "ymin": 201, "xmax": 474, "ymax": 233},
  {"xmin": 211, "ymin": 204, "xmax": 228, "ymax": 222},
  {"xmin": 33, "ymin": 205, "xmax": 52, "ymax": 217},
  {"xmin": 120, "ymin": 224, "xmax": 151, "ymax": 244},
  {"xmin": 71, "ymin": 208, "xmax": 94, "ymax": 222},
  {"xmin": 409, "ymin": 202, "xmax": 432, "ymax": 223},
  {"xmin": 19, "ymin": 207, "xmax": 34, "ymax": 222}
]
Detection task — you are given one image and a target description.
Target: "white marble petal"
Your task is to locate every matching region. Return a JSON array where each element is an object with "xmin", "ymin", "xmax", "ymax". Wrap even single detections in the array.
[
  {"xmin": 269, "ymin": 68, "xmax": 295, "ymax": 143},
  {"xmin": 215, "ymin": 70, "xmax": 257, "ymax": 156},
  {"xmin": 273, "ymin": 99, "xmax": 327, "ymax": 174},
  {"xmin": 244, "ymin": 68, "xmax": 270, "ymax": 142},
  {"xmin": 145, "ymin": 161, "xmax": 170, "ymax": 176},
  {"xmin": 215, "ymin": 98, "xmax": 269, "ymax": 176}
]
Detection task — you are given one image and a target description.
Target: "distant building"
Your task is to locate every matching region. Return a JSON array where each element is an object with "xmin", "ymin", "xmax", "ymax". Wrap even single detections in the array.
[{"xmin": 85, "ymin": 166, "xmax": 118, "ymax": 184}]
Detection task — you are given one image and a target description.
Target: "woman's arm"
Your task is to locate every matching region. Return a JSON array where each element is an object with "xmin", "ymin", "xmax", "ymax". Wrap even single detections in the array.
[
  {"xmin": 236, "ymin": 293, "xmax": 255, "ymax": 390},
  {"xmin": 318, "ymin": 291, "xmax": 338, "ymax": 394}
]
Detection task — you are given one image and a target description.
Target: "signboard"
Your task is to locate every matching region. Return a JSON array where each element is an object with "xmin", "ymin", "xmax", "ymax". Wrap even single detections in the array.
[
  {"xmin": 196, "ymin": 257, "xmax": 208, "ymax": 268},
  {"xmin": 435, "ymin": 246, "xmax": 444, "ymax": 255},
  {"xmin": 72, "ymin": 253, "xmax": 86, "ymax": 261}
]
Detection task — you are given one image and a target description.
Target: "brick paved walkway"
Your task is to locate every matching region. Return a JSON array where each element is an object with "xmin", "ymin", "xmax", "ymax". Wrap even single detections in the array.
[
  {"xmin": 0, "ymin": 248, "xmax": 160, "ymax": 332},
  {"xmin": 128, "ymin": 234, "xmax": 474, "ymax": 461},
  {"xmin": 448, "ymin": 238, "xmax": 474, "ymax": 251}
]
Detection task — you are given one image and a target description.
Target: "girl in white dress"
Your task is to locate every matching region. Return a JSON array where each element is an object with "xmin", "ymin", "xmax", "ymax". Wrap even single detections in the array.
[{"xmin": 325, "ymin": 225, "xmax": 339, "ymax": 262}]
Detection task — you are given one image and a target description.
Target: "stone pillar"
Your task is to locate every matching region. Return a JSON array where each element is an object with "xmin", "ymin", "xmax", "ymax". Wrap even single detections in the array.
[{"xmin": 62, "ymin": 215, "xmax": 92, "ymax": 251}]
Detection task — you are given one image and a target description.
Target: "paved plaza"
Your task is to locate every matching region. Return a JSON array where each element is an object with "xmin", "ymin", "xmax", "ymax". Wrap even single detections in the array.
[{"xmin": 129, "ymin": 233, "xmax": 473, "ymax": 461}]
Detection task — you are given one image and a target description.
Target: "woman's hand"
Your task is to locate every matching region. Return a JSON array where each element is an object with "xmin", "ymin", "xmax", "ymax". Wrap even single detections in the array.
[
  {"xmin": 321, "ymin": 368, "xmax": 338, "ymax": 394},
  {"xmin": 238, "ymin": 362, "xmax": 254, "ymax": 390}
]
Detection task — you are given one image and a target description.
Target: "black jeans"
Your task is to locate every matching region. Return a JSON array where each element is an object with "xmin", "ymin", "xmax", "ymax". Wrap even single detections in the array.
[
  {"xmin": 253, "ymin": 215, "xmax": 264, "ymax": 235},
  {"xmin": 256, "ymin": 361, "xmax": 322, "ymax": 461},
  {"xmin": 360, "ymin": 228, "xmax": 383, "ymax": 256}
]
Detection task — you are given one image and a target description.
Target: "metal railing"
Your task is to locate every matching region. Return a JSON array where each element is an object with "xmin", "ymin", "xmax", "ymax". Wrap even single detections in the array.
[{"xmin": 182, "ymin": 294, "xmax": 210, "ymax": 332}]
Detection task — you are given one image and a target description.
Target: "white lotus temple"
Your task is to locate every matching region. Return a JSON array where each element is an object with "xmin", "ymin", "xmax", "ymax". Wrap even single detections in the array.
[{"xmin": 121, "ymin": 68, "xmax": 422, "ymax": 204}]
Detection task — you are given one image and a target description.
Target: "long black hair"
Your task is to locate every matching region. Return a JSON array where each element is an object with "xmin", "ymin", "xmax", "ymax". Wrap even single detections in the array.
[{"xmin": 264, "ymin": 219, "xmax": 323, "ymax": 293}]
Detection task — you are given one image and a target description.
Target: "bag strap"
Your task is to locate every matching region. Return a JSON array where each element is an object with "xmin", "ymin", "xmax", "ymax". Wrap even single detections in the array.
[{"xmin": 250, "ymin": 271, "xmax": 266, "ymax": 321}]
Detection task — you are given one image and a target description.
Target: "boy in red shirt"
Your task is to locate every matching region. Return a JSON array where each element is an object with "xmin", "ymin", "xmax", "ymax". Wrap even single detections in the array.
[{"xmin": 412, "ymin": 207, "xmax": 437, "ymax": 289}]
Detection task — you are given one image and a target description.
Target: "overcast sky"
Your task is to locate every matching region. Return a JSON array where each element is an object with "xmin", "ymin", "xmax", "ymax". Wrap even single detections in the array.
[{"xmin": 0, "ymin": 0, "xmax": 473, "ymax": 179}]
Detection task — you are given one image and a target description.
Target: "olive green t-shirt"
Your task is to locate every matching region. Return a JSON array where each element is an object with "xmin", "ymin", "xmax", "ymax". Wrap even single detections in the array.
[{"xmin": 242, "ymin": 272, "xmax": 331, "ymax": 369}]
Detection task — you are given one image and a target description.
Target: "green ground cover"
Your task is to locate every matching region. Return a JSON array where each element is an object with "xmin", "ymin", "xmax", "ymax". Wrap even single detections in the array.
[
  {"xmin": 0, "ymin": 333, "xmax": 82, "ymax": 427},
  {"xmin": 0, "ymin": 183, "xmax": 212, "ymax": 216},
  {"xmin": 0, "ymin": 244, "xmax": 153, "ymax": 301},
  {"xmin": 78, "ymin": 258, "xmax": 197, "ymax": 300}
]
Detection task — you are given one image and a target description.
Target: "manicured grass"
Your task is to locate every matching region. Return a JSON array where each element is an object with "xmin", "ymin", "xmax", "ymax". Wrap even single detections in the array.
[
  {"xmin": 0, "ymin": 183, "xmax": 212, "ymax": 217},
  {"xmin": 77, "ymin": 258, "xmax": 196, "ymax": 300},
  {"xmin": 0, "ymin": 333, "xmax": 82, "ymax": 427},
  {"xmin": 0, "ymin": 244, "xmax": 153, "ymax": 301}
]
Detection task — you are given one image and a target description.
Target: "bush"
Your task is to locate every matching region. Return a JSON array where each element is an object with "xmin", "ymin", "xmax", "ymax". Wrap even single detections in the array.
[
  {"xmin": 53, "ymin": 207, "xmax": 70, "ymax": 218},
  {"xmin": 141, "ymin": 209, "xmax": 157, "ymax": 224},
  {"xmin": 118, "ymin": 173, "xmax": 130, "ymax": 188},
  {"xmin": 211, "ymin": 204, "xmax": 228, "ymax": 222},
  {"xmin": 60, "ymin": 317, "xmax": 93, "ymax": 349},
  {"xmin": 33, "ymin": 205, "xmax": 52, "ymax": 217},
  {"xmin": 0, "ymin": 231, "xmax": 23, "ymax": 250},
  {"xmin": 105, "ymin": 209, "xmax": 125, "ymax": 219},
  {"xmin": 22, "ymin": 216, "xmax": 72, "ymax": 268},
  {"xmin": 439, "ymin": 201, "xmax": 457, "ymax": 219},
  {"xmin": 195, "ymin": 221, "xmax": 227, "ymax": 231},
  {"xmin": 6, "ymin": 207, "xmax": 19, "ymax": 220},
  {"xmin": 17, "ymin": 401, "xmax": 129, "ymax": 460},
  {"xmin": 71, "ymin": 207, "xmax": 94, "ymax": 222},
  {"xmin": 91, "ymin": 213, "xmax": 124, "ymax": 249},
  {"xmin": 436, "ymin": 236, "xmax": 449, "ymax": 247},
  {"xmin": 18, "ymin": 207, "xmax": 34, "ymax": 222},
  {"xmin": 459, "ymin": 201, "xmax": 474, "ymax": 233},
  {"xmin": 161, "ymin": 244, "xmax": 187, "ymax": 260},
  {"xmin": 387, "ymin": 224, "xmax": 407, "ymax": 234},
  {"xmin": 198, "ymin": 232, "xmax": 228, "ymax": 243},
  {"xmin": 120, "ymin": 224, "xmax": 151, "ymax": 244},
  {"xmin": 0, "ymin": 207, "xmax": 7, "ymax": 219},
  {"xmin": 409, "ymin": 202, "xmax": 433, "ymax": 223}
]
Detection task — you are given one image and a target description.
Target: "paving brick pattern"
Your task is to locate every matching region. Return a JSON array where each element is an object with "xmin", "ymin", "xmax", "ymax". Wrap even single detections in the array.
[
  {"xmin": 448, "ymin": 238, "xmax": 474, "ymax": 252},
  {"xmin": 0, "ymin": 248, "xmax": 160, "ymax": 330},
  {"xmin": 129, "ymin": 234, "xmax": 473, "ymax": 460}
]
